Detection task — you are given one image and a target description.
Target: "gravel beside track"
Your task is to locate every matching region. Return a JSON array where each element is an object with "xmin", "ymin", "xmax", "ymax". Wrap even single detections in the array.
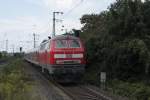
[{"xmin": 24, "ymin": 62, "xmax": 72, "ymax": 100}]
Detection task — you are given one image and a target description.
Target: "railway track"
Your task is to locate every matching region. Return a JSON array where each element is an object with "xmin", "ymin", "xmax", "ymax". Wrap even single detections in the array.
[
  {"xmin": 52, "ymin": 83, "xmax": 111, "ymax": 100},
  {"xmin": 32, "ymin": 65, "xmax": 112, "ymax": 100},
  {"xmin": 25, "ymin": 60, "xmax": 111, "ymax": 100}
]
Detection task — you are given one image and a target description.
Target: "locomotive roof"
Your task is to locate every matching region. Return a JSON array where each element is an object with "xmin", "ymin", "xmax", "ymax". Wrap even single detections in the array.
[
  {"xmin": 40, "ymin": 35, "xmax": 80, "ymax": 44},
  {"xmin": 52, "ymin": 35, "xmax": 79, "ymax": 40}
]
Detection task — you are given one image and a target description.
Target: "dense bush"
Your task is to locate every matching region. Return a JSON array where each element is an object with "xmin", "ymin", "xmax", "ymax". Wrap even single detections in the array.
[
  {"xmin": 0, "ymin": 59, "xmax": 33, "ymax": 100},
  {"xmin": 108, "ymin": 80, "xmax": 150, "ymax": 100}
]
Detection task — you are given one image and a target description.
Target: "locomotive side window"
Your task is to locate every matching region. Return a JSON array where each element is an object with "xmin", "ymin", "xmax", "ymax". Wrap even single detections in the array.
[
  {"xmin": 48, "ymin": 41, "xmax": 51, "ymax": 49},
  {"xmin": 55, "ymin": 40, "xmax": 68, "ymax": 48},
  {"xmin": 69, "ymin": 40, "xmax": 80, "ymax": 48}
]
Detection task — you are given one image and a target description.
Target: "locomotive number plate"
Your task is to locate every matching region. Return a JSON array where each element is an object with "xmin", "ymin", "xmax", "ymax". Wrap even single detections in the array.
[{"xmin": 66, "ymin": 54, "xmax": 72, "ymax": 58}]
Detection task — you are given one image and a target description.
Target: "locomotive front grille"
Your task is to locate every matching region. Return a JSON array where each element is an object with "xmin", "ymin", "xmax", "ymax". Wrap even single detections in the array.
[
  {"xmin": 56, "ymin": 60, "xmax": 81, "ymax": 64},
  {"xmin": 51, "ymin": 64, "xmax": 85, "ymax": 74}
]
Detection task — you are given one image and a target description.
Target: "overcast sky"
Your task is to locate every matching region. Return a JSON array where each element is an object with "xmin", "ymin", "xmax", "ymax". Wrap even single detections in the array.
[{"xmin": 0, "ymin": 0, "xmax": 116, "ymax": 52}]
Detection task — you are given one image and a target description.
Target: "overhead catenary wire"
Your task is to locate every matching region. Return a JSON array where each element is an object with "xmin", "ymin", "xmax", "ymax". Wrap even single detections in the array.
[
  {"xmin": 62, "ymin": 0, "xmax": 84, "ymax": 19},
  {"xmin": 50, "ymin": 0, "xmax": 84, "ymax": 35},
  {"xmin": 60, "ymin": 0, "xmax": 84, "ymax": 33}
]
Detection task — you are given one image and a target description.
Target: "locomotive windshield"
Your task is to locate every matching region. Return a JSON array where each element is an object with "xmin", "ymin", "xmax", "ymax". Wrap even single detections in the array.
[
  {"xmin": 69, "ymin": 40, "xmax": 80, "ymax": 48},
  {"xmin": 55, "ymin": 39, "xmax": 81, "ymax": 48},
  {"xmin": 55, "ymin": 40, "xmax": 68, "ymax": 48}
]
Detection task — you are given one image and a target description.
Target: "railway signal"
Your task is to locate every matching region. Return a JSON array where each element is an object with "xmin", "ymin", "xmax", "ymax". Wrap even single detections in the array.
[{"xmin": 20, "ymin": 47, "xmax": 22, "ymax": 53}]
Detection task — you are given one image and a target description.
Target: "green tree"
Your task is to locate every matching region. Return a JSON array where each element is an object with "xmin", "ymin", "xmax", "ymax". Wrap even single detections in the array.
[{"xmin": 80, "ymin": 0, "xmax": 150, "ymax": 80}]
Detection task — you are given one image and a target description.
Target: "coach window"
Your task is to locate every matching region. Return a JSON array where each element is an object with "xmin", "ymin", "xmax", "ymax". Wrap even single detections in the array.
[
  {"xmin": 49, "ymin": 41, "xmax": 51, "ymax": 49},
  {"xmin": 45, "ymin": 42, "xmax": 50, "ymax": 50},
  {"xmin": 40, "ymin": 45, "xmax": 43, "ymax": 50},
  {"xmin": 40, "ymin": 43, "xmax": 46, "ymax": 51},
  {"xmin": 40, "ymin": 46, "xmax": 42, "ymax": 50},
  {"xmin": 43, "ymin": 43, "xmax": 47, "ymax": 50}
]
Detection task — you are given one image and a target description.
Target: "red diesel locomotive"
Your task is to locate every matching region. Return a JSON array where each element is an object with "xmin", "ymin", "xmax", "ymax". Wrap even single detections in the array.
[{"xmin": 25, "ymin": 35, "xmax": 86, "ymax": 82}]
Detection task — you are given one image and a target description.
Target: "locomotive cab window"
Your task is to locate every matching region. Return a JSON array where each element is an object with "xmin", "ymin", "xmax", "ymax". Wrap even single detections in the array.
[
  {"xmin": 69, "ymin": 40, "xmax": 80, "ymax": 48},
  {"xmin": 55, "ymin": 40, "xmax": 68, "ymax": 48},
  {"xmin": 55, "ymin": 39, "xmax": 81, "ymax": 48}
]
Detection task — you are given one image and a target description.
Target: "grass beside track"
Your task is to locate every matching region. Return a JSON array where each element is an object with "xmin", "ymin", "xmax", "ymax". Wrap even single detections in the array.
[
  {"xmin": 0, "ymin": 58, "xmax": 39, "ymax": 100},
  {"xmin": 107, "ymin": 80, "xmax": 150, "ymax": 100}
]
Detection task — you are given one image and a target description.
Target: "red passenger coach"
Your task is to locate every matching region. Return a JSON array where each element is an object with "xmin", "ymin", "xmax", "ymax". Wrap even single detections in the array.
[{"xmin": 25, "ymin": 35, "xmax": 86, "ymax": 82}]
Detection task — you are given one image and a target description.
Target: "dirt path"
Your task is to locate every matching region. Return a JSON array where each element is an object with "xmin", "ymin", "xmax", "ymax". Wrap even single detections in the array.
[{"xmin": 23, "ymin": 62, "xmax": 72, "ymax": 100}]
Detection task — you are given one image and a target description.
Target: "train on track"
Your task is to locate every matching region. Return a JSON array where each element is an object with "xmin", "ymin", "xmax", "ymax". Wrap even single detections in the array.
[{"xmin": 25, "ymin": 34, "xmax": 86, "ymax": 82}]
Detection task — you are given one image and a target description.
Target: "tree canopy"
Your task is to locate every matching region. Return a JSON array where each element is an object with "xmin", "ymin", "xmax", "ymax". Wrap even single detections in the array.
[{"xmin": 80, "ymin": 0, "xmax": 150, "ymax": 80}]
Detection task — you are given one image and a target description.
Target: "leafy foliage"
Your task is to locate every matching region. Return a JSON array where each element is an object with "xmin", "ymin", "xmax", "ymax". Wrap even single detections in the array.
[
  {"xmin": 81, "ymin": 0, "xmax": 150, "ymax": 81},
  {"xmin": 108, "ymin": 80, "xmax": 150, "ymax": 100}
]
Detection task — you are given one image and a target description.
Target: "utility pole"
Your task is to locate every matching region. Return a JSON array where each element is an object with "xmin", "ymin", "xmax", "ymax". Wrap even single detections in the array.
[
  {"xmin": 6, "ymin": 40, "xmax": 8, "ymax": 52},
  {"xmin": 12, "ymin": 45, "xmax": 14, "ymax": 54},
  {"xmin": 53, "ymin": 12, "xmax": 55, "ymax": 37},
  {"xmin": 52, "ymin": 12, "xmax": 63, "ymax": 37},
  {"xmin": 33, "ymin": 33, "xmax": 36, "ymax": 48}
]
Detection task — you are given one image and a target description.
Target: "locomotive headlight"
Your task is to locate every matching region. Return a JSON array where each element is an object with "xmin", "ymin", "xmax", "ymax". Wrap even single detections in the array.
[
  {"xmin": 72, "ymin": 54, "xmax": 83, "ymax": 58},
  {"xmin": 54, "ymin": 54, "xmax": 66, "ymax": 58},
  {"xmin": 54, "ymin": 54, "xmax": 83, "ymax": 58}
]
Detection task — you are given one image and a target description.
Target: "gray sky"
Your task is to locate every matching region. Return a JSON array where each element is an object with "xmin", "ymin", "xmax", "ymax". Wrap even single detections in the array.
[{"xmin": 0, "ymin": 0, "xmax": 116, "ymax": 52}]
